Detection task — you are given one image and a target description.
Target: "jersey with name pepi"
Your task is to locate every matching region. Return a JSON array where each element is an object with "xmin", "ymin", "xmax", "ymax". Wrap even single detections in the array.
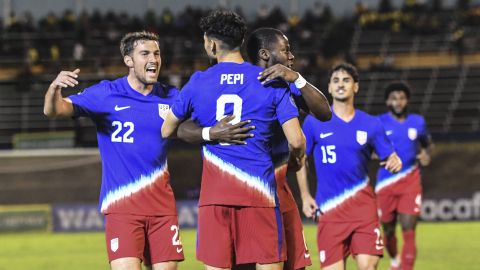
[
  {"xmin": 376, "ymin": 113, "xmax": 429, "ymax": 192},
  {"xmin": 303, "ymin": 110, "xmax": 394, "ymax": 221},
  {"xmin": 69, "ymin": 76, "xmax": 178, "ymax": 216},
  {"xmin": 171, "ymin": 62, "xmax": 298, "ymax": 208}
]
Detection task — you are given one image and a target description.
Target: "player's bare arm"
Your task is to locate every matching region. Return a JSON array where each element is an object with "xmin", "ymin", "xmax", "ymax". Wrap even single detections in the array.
[
  {"xmin": 258, "ymin": 63, "xmax": 332, "ymax": 121},
  {"xmin": 417, "ymin": 137, "xmax": 434, "ymax": 167},
  {"xmin": 380, "ymin": 152, "xmax": 403, "ymax": 173},
  {"xmin": 295, "ymin": 164, "xmax": 318, "ymax": 218},
  {"xmin": 161, "ymin": 110, "xmax": 182, "ymax": 139},
  {"xmin": 177, "ymin": 115, "xmax": 255, "ymax": 145},
  {"xmin": 43, "ymin": 68, "xmax": 80, "ymax": 118},
  {"xmin": 281, "ymin": 118, "xmax": 306, "ymax": 168}
]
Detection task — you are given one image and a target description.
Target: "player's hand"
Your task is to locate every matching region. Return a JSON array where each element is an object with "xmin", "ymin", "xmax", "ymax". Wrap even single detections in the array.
[
  {"xmin": 50, "ymin": 68, "xmax": 80, "ymax": 90},
  {"xmin": 301, "ymin": 194, "xmax": 318, "ymax": 219},
  {"xmin": 258, "ymin": 64, "xmax": 299, "ymax": 84},
  {"xmin": 380, "ymin": 152, "xmax": 403, "ymax": 173},
  {"xmin": 210, "ymin": 115, "xmax": 255, "ymax": 145},
  {"xmin": 416, "ymin": 149, "xmax": 431, "ymax": 167}
]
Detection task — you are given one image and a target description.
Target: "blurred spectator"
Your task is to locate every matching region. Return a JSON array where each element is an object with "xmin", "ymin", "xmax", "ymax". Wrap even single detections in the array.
[
  {"xmin": 60, "ymin": 10, "xmax": 76, "ymax": 32},
  {"xmin": 73, "ymin": 42, "xmax": 85, "ymax": 63}
]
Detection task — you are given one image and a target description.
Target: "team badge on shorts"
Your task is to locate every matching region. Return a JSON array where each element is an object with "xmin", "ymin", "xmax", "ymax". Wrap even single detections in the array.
[
  {"xmin": 158, "ymin": 104, "xmax": 170, "ymax": 120},
  {"xmin": 356, "ymin": 130, "xmax": 368, "ymax": 145},
  {"xmin": 110, "ymin": 237, "xmax": 119, "ymax": 252},
  {"xmin": 408, "ymin": 128, "xmax": 418, "ymax": 140}
]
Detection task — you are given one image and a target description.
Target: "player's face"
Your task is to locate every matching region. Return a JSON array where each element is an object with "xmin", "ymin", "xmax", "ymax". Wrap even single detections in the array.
[
  {"xmin": 268, "ymin": 35, "xmax": 295, "ymax": 68},
  {"xmin": 386, "ymin": 90, "xmax": 408, "ymax": 116},
  {"xmin": 328, "ymin": 69, "xmax": 358, "ymax": 102},
  {"xmin": 128, "ymin": 40, "xmax": 161, "ymax": 85}
]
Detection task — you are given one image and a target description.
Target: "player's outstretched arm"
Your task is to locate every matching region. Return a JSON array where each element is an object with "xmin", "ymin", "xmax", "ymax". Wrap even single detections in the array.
[
  {"xmin": 296, "ymin": 164, "xmax": 318, "ymax": 218},
  {"xmin": 258, "ymin": 64, "xmax": 332, "ymax": 121},
  {"xmin": 43, "ymin": 69, "xmax": 80, "ymax": 118},
  {"xmin": 380, "ymin": 152, "xmax": 403, "ymax": 173},
  {"xmin": 177, "ymin": 115, "xmax": 255, "ymax": 144}
]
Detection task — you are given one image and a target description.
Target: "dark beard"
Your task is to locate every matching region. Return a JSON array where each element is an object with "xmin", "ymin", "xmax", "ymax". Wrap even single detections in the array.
[{"xmin": 389, "ymin": 106, "xmax": 408, "ymax": 118}]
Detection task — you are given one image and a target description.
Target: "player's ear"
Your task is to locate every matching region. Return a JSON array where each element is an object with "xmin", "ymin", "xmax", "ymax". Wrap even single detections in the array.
[
  {"xmin": 259, "ymin": 49, "xmax": 270, "ymax": 62},
  {"xmin": 124, "ymin": 55, "xmax": 133, "ymax": 68},
  {"xmin": 211, "ymin": 41, "xmax": 217, "ymax": 56},
  {"xmin": 353, "ymin": 82, "xmax": 359, "ymax": 94}
]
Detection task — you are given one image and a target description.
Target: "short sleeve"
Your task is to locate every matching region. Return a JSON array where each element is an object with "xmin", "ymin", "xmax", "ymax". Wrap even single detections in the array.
[
  {"xmin": 371, "ymin": 117, "xmax": 395, "ymax": 160},
  {"xmin": 289, "ymin": 83, "xmax": 302, "ymax": 97},
  {"xmin": 275, "ymin": 87, "xmax": 299, "ymax": 125},
  {"xmin": 302, "ymin": 115, "xmax": 316, "ymax": 156},
  {"xmin": 68, "ymin": 81, "xmax": 107, "ymax": 118},
  {"xmin": 171, "ymin": 73, "xmax": 199, "ymax": 120}
]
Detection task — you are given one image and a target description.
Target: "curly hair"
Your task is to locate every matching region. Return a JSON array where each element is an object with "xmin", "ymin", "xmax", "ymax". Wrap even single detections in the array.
[
  {"xmin": 199, "ymin": 10, "xmax": 247, "ymax": 50},
  {"xmin": 384, "ymin": 81, "xmax": 411, "ymax": 100},
  {"xmin": 120, "ymin": 31, "xmax": 159, "ymax": 57}
]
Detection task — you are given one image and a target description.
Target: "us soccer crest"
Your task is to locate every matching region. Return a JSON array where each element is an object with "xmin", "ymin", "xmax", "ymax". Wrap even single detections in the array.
[
  {"xmin": 158, "ymin": 104, "xmax": 170, "ymax": 120},
  {"xmin": 356, "ymin": 130, "xmax": 368, "ymax": 145},
  {"xmin": 408, "ymin": 128, "xmax": 417, "ymax": 140}
]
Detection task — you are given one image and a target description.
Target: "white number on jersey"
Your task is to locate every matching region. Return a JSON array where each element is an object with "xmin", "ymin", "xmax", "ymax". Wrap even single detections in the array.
[
  {"xmin": 111, "ymin": 121, "xmax": 134, "ymax": 143},
  {"xmin": 216, "ymin": 94, "xmax": 243, "ymax": 124},
  {"xmin": 320, "ymin": 145, "xmax": 336, "ymax": 163}
]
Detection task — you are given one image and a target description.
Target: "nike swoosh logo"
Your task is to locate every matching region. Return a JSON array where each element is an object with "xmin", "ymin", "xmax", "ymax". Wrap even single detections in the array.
[
  {"xmin": 304, "ymin": 253, "xmax": 311, "ymax": 258},
  {"xmin": 386, "ymin": 130, "xmax": 393, "ymax": 135},
  {"xmin": 114, "ymin": 105, "xmax": 130, "ymax": 111},
  {"xmin": 176, "ymin": 247, "xmax": 183, "ymax": 253},
  {"xmin": 320, "ymin": 132, "xmax": 333, "ymax": 139}
]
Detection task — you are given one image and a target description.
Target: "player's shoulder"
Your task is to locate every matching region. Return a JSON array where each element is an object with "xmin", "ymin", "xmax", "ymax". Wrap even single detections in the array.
[
  {"xmin": 407, "ymin": 113, "xmax": 426, "ymax": 124},
  {"xmin": 377, "ymin": 112, "xmax": 390, "ymax": 121},
  {"xmin": 356, "ymin": 109, "xmax": 384, "ymax": 129},
  {"xmin": 155, "ymin": 82, "xmax": 179, "ymax": 98}
]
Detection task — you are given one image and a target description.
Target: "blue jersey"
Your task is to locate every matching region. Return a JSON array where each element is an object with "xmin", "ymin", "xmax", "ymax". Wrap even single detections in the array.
[
  {"xmin": 303, "ymin": 110, "xmax": 394, "ymax": 215},
  {"xmin": 376, "ymin": 113, "xmax": 429, "ymax": 192},
  {"xmin": 69, "ymin": 76, "xmax": 179, "ymax": 215},
  {"xmin": 171, "ymin": 62, "xmax": 298, "ymax": 207}
]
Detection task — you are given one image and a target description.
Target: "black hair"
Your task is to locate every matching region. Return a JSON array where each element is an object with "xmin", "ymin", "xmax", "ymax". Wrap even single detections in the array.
[
  {"xmin": 199, "ymin": 10, "xmax": 247, "ymax": 50},
  {"xmin": 246, "ymin": 27, "xmax": 285, "ymax": 63},
  {"xmin": 384, "ymin": 81, "xmax": 411, "ymax": 100},
  {"xmin": 120, "ymin": 31, "xmax": 159, "ymax": 57},
  {"xmin": 329, "ymin": 63, "xmax": 359, "ymax": 83}
]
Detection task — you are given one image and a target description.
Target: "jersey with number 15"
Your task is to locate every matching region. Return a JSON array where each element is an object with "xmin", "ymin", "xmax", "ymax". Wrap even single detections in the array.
[
  {"xmin": 171, "ymin": 62, "xmax": 298, "ymax": 208},
  {"xmin": 68, "ymin": 76, "xmax": 179, "ymax": 216},
  {"xmin": 302, "ymin": 110, "xmax": 394, "ymax": 221}
]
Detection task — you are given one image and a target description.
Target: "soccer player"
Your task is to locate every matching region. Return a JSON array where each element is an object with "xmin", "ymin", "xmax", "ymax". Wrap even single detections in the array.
[
  {"xmin": 162, "ymin": 11, "xmax": 305, "ymax": 270},
  {"xmin": 42, "ymin": 31, "xmax": 246, "ymax": 270},
  {"xmin": 375, "ymin": 82, "xmax": 432, "ymax": 270},
  {"xmin": 248, "ymin": 27, "xmax": 331, "ymax": 270},
  {"xmin": 296, "ymin": 63, "xmax": 402, "ymax": 270}
]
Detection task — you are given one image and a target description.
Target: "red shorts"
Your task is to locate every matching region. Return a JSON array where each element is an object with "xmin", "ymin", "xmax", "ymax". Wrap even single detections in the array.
[
  {"xmin": 197, "ymin": 205, "xmax": 286, "ymax": 268},
  {"xmin": 283, "ymin": 207, "xmax": 312, "ymax": 270},
  {"xmin": 104, "ymin": 213, "xmax": 184, "ymax": 265},
  {"xmin": 377, "ymin": 168, "xmax": 423, "ymax": 223},
  {"xmin": 317, "ymin": 219, "xmax": 384, "ymax": 268}
]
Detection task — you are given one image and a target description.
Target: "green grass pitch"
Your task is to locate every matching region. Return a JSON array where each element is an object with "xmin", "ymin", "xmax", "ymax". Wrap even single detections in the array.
[{"xmin": 1, "ymin": 222, "xmax": 479, "ymax": 270}]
